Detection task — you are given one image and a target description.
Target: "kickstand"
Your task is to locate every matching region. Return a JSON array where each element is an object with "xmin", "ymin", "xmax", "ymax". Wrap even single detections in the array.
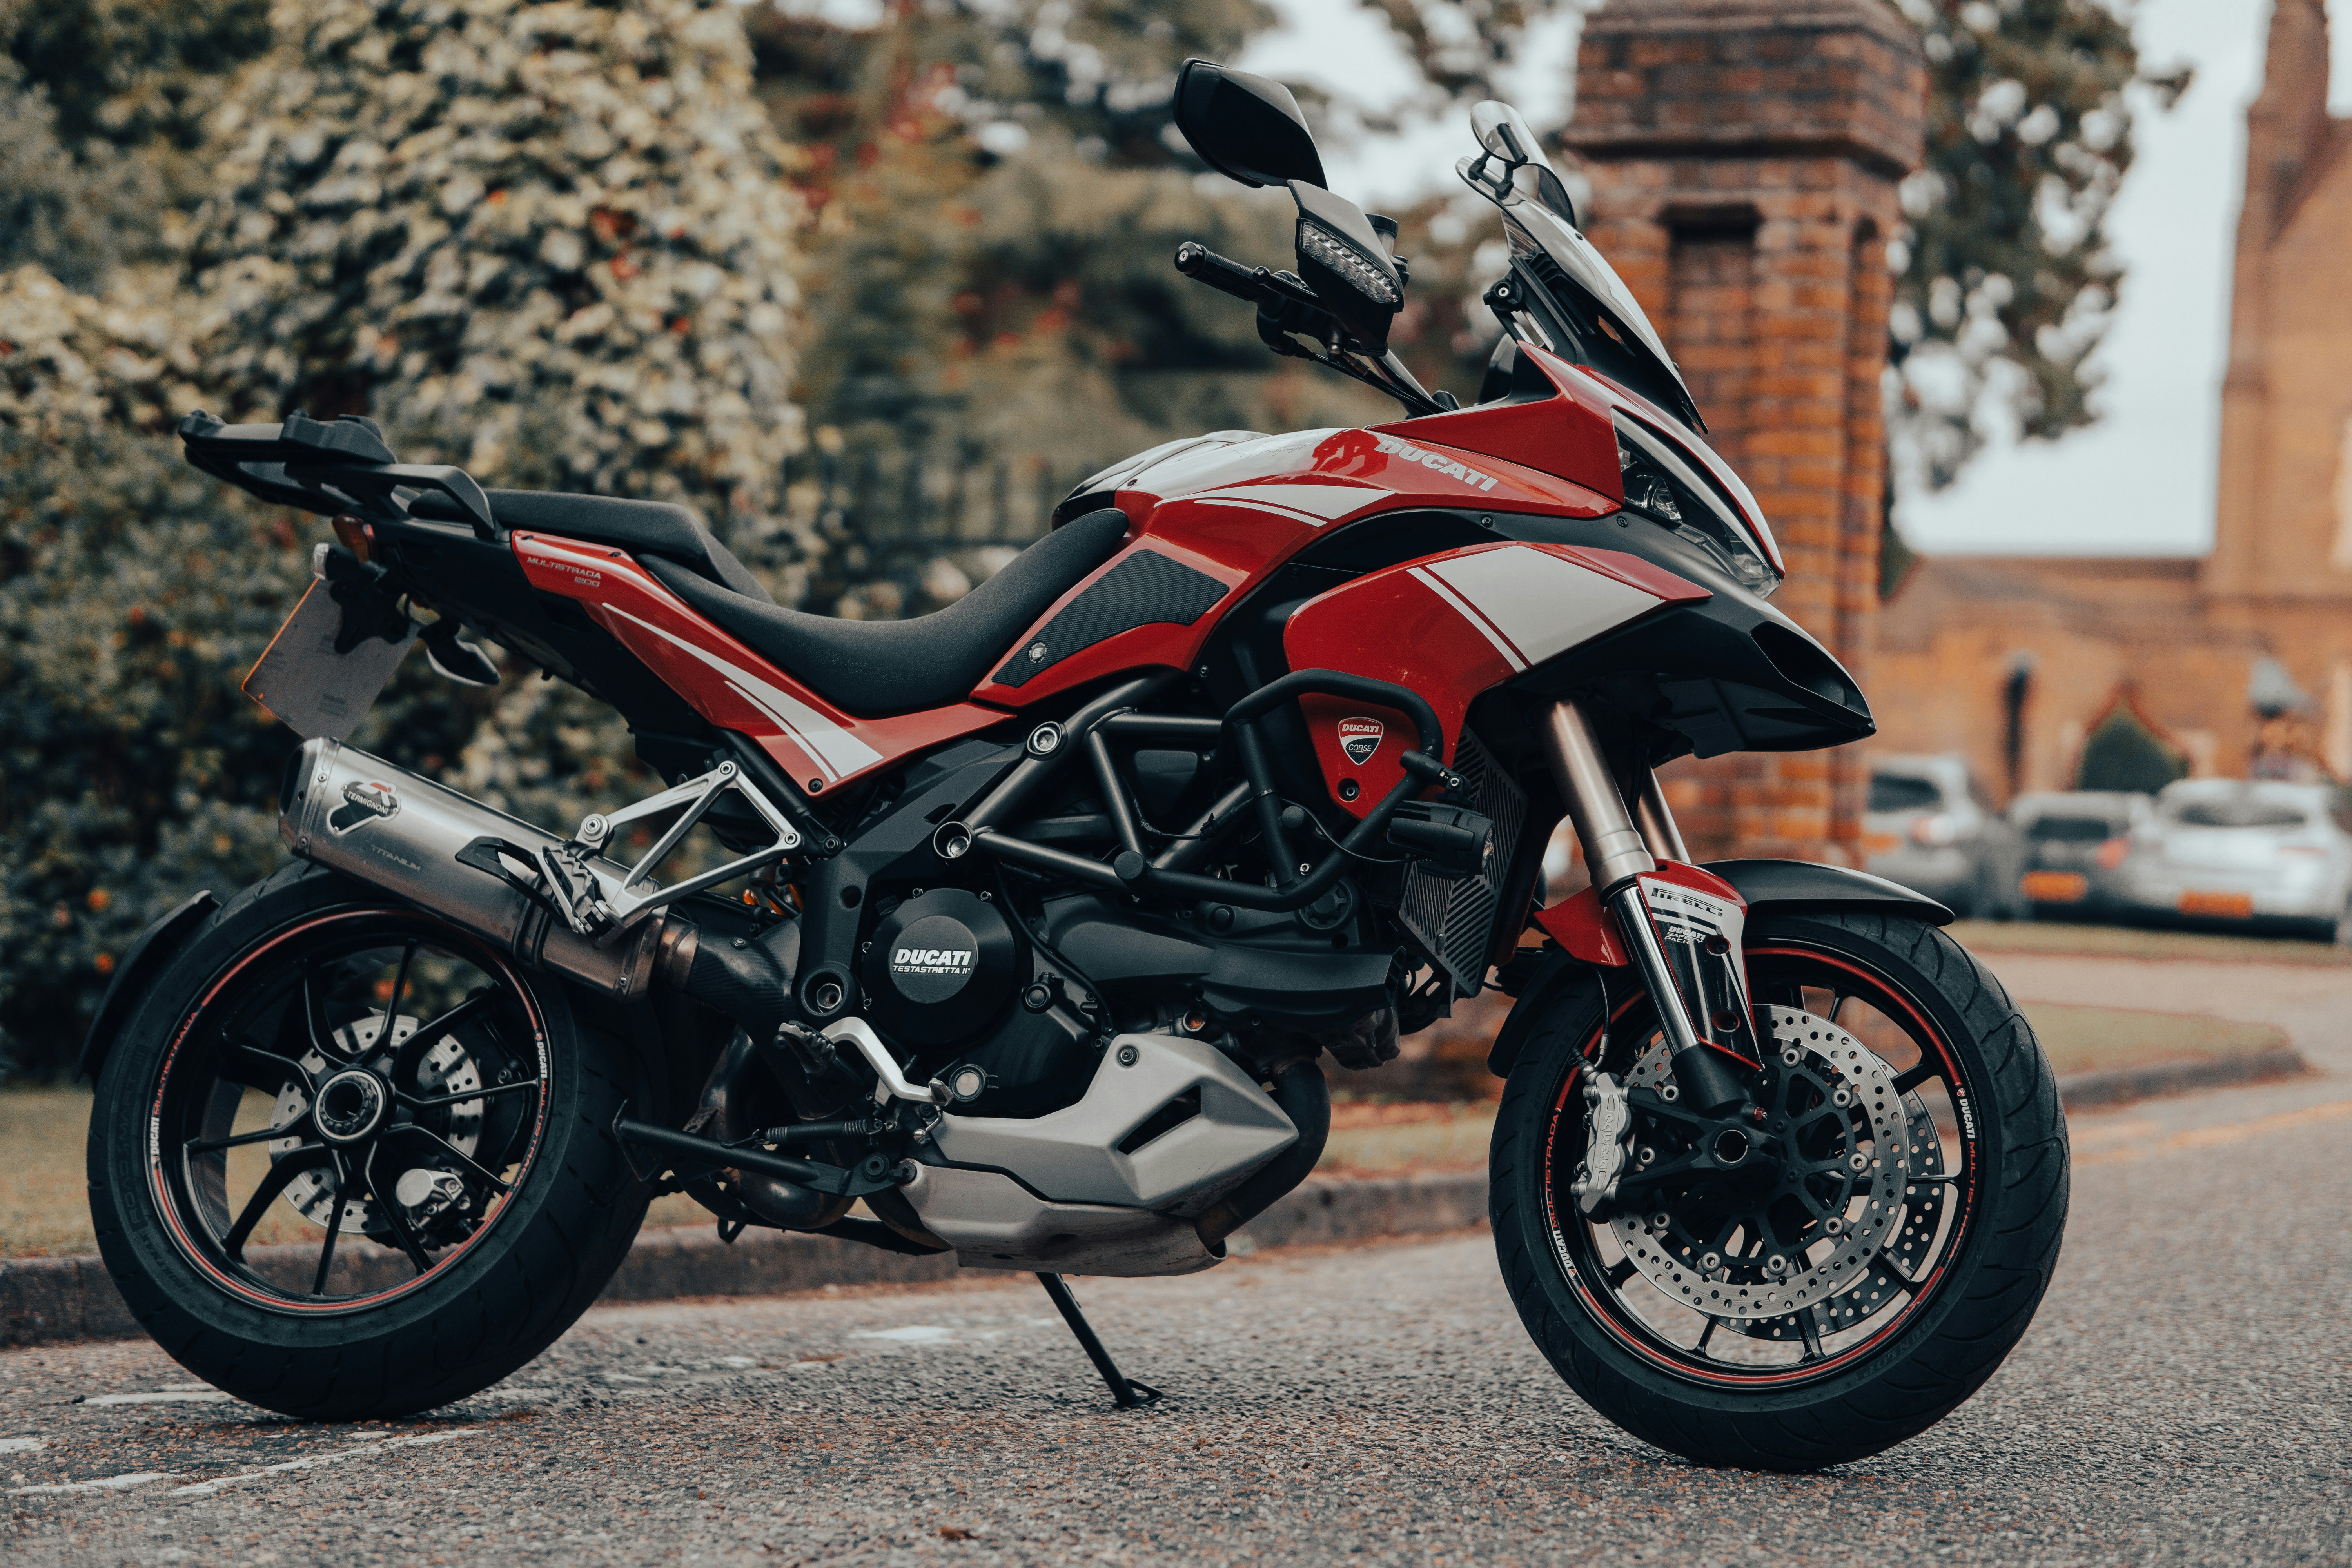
[{"xmin": 1034, "ymin": 1272, "xmax": 1162, "ymax": 1410}]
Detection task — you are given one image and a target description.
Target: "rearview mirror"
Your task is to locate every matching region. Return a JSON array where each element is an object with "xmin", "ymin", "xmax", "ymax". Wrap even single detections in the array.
[{"xmin": 1174, "ymin": 59, "xmax": 1327, "ymax": 190}]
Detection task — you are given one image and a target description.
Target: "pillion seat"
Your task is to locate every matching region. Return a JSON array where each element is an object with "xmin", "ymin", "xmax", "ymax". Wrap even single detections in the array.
[{"xmin": 423, "ymin": 485, "xmax": 1129, "ymax": 719}]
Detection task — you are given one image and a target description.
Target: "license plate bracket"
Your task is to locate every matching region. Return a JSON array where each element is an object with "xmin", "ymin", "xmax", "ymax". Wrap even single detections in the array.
[{"xmin": 243, "ymin": 577, "xmax": 416, "ymax": 740}]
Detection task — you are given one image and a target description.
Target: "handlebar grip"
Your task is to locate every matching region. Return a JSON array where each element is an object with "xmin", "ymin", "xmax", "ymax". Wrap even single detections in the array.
[{"xmin": 1174, "ymin": 241, "xmax": 1265, "ymax": 304}]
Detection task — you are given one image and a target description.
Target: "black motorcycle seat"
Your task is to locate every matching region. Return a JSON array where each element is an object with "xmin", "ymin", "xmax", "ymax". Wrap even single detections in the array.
[
  {"xmin": 470, "ymin": 490, "xmax": 779, "ymax": 602},
  {"xmin": 640, "ymin": 507, "xmax": 1132, "ymax": 717}
]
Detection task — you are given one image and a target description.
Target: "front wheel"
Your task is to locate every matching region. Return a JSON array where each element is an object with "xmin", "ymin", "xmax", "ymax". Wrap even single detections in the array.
[{"xmin": 1490, "ymin": 909, "xmax": 2068, "ymax": 1470}]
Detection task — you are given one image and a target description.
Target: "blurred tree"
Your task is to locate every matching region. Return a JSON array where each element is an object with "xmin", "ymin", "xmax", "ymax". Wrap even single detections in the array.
[
  {"xmin": 187, "ymin": 0, "xmax": 816, "ymax": 590},
  {"xmin": 1885, "ymin": 0, "xmax": 2176, "ymax": 492},
  {"xmin": 0, "ymin": 0, "xmax": 813, "ymax": 1077},
  {"xmin": 0, "ymin": 0, "xmax": 272, "ymax": 283},
  {"xmin": 755, "ymin": 0, "xmax": 1389, "ymax": 619}
]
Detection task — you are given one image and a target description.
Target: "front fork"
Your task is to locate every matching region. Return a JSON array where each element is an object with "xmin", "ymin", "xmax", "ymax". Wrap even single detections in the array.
[{"xmin": 1539, "ymin": 700, "xmax": 1760, "ymax": 1116}]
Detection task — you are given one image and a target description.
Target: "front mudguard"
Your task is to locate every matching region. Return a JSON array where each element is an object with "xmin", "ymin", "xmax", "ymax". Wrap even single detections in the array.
[{"xmin": 1486, "ymin": 858, "xmax": 1953, "ymax": 1077}]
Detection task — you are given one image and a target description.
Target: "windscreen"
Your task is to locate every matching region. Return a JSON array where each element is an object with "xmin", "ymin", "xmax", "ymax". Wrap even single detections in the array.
[
  {"xmin": 1867, "ymin": 775, "xmax": 1943, "ymax": 814},
  {"xmin": 1458, "ymin": 112, "xmax": 1704, "ymax": 431},
  {"xmin": 2162, "ymin": 796, "xmax": 2309, "ymax": 830},
  {"xmin": 2023, "ymin": 816, "xmax": 2116, "ymax": 843}
]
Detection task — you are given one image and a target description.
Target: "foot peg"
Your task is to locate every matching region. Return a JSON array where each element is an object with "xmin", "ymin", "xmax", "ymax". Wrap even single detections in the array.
[{"xmin": 1035, "ymin": 1272, "xmax": 1161, "ymax": 1410}]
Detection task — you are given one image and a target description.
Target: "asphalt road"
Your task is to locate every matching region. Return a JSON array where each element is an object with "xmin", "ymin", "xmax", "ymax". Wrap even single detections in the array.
[{"xmin": 6, "ymin": 955, "xmax": 2350, "ymax": 1566}]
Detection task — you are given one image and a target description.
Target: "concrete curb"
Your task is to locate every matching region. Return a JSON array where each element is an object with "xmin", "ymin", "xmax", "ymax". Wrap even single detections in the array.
[
  {"xmin": 0, "ymin": 1171, "xmax": 1490, "ymax": 1350},
  {"xmin": 2056, "ymin": 1044, "xmax": 2309, "ymax": 1110},
  {"xmin": 3, "ymin": 1048, "xmax": 2304, "ymax": 1350}
]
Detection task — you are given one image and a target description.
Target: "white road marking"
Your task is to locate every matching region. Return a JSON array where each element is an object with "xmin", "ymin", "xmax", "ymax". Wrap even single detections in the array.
[
  {"xmin": 11, "ymin": 1472, "xmax": 182, "ymax": 1496},
  {"xmin": 167, "ymin": 1429, "xmax": 475, "ymax": 1497},
  {"xmin": 83, "ymin": 1392, "xmax": 233, "ymax": 1406},
  {"xmin": 850, "ymin": 1325, "xmax": 956, "ymax": 1344},
  {"xmin": 718, "ymin": 1356, "xmax": 758, "ymax": 1368},
  {"xmin": 0, "ymin": 1437, "xmax": 45, "ymax": 1454}
]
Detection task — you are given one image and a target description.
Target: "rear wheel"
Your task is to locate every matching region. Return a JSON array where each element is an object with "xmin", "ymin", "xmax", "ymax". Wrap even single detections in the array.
[
  {"xmin": 88, "ymin": 864, "xmax": 653, "ymax": 1420},
  {"xmin": 1490, "ymin": 908, "xmax": 2067, "ymax": 1470}
]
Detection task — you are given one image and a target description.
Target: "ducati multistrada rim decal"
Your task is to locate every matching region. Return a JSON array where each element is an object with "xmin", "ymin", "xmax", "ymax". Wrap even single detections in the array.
[
  {"xmin": 144, "ymin": 910, "xmax": 551, "ymax": 1318},
  {"xmin": 1537, "ymin": 944, "xmax": 1978, "ymax": 1389}
]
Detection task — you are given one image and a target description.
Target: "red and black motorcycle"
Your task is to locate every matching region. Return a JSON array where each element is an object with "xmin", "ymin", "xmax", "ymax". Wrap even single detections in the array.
[{"xmin": 83, "ymin": 63, "xmax": 2066, "ymax": 1470}]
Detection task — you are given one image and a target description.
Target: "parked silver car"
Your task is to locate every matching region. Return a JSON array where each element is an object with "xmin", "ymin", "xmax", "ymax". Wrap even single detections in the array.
[
  {"xmin": 2009, "ymin": 790, "xmax": 2155, "ymax": 920},
  {"xmin": 2119, "ymin": 778, "xmax": 2352, "ymax": 940},
  {"xmin": 1863, "ymin": 754, "xmax": 2027, "ymax": 918}
]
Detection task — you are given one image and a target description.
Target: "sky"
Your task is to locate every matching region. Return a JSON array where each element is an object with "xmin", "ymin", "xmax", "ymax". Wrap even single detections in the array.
[{"xmin": 1242, "ymin": 0, "xmax": 2349, "ymax": 559}]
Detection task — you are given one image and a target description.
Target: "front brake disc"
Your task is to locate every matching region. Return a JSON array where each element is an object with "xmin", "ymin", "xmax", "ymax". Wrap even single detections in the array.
[{"xmin": 1606, "ymin": 1004, "xmax": 1924, "ymax": 1322}]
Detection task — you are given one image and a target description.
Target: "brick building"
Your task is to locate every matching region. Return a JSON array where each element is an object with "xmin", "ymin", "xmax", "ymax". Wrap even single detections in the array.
[
  {"xmin": 1564, "ymin": 0, "xmax": 1927, "ymax": 861},
  {"xmin": 1869, "ymin": 0, "xmax": 2352, "ymax": 798}
]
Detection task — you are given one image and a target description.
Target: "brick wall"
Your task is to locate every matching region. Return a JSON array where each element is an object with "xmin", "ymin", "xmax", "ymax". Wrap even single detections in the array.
[{"xmin": 1565, "ymin": 0, "xmax": 1924, "ymax": 862}]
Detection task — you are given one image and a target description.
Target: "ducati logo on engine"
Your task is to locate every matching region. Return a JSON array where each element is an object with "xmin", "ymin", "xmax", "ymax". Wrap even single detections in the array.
[
  {"xmin": 327, "ymin": 780, "xmax": 399, "ymax": 834},
  {"xmin": 1338, "ymin": 717, "xmax": 1384, "ymax": 766},
  {"xmin": 892, "ymin": 947, "xmax": 977, "ymax": 977}
]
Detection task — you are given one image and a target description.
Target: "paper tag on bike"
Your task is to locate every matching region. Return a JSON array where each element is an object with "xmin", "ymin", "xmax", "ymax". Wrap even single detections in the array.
[{"xmin": 243, "ymin": 575, "xmax": 415, "ymax": 741}]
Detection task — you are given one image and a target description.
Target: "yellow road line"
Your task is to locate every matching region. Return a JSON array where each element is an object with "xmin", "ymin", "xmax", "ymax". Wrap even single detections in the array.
[{"xmin": 2075, "ymin": 1098, "xmax": 2352, "ymax": 1166}]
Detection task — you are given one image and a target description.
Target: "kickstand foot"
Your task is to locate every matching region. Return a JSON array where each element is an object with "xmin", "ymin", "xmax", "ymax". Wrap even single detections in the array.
[{"xmin": 1035, "ymin": 1272, "xmax": 1162, "ymax": 1410}]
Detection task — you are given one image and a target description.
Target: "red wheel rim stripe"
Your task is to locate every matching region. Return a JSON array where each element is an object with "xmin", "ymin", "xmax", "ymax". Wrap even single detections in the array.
[{"xmin": 144, "ymin": 909, "xmax": 551, "ymax": 1317}]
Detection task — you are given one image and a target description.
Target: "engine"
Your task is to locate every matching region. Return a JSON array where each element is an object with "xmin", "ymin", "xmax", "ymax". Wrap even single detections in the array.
[{"xmin": 858, "ymin": 885, "xmax": 1096, "ymax": 1114}]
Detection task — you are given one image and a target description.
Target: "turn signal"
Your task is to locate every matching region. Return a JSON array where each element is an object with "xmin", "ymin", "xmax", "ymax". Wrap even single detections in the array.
[{"xmin": 1907, "ymin": 813, "xmax": 1959, "ymax": 848}]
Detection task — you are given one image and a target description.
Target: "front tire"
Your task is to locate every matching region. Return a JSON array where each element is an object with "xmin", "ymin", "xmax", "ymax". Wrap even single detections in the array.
[
  {"xmin": 87, "ymin": 863, "xmax": 655, "ymax": 1420},
  {"xmin": 1490, "ymin": 909, "xmax": 2067, "ymax": 1470}
]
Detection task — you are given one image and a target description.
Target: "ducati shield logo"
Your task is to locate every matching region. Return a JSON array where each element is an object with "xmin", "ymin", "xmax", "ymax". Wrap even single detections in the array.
[{"xmin": 1338, "ymin": 717, "xmax": 1385, "ymax": 766}]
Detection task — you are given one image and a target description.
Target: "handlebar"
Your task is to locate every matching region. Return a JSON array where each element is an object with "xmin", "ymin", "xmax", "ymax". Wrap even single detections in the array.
[
  {"xmin": 1172, "ymin": 241, "xmax": 1262, "ymax": 303},
  {"xmin": 1173, "ymin": 242, "xmax": 1325, "ymax": 314}
]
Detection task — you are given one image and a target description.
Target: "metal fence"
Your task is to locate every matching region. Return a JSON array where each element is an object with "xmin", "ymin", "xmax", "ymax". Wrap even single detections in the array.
[{"xmin": 789, "ymin": 446, "xmax": 1108, "ymax": 589}]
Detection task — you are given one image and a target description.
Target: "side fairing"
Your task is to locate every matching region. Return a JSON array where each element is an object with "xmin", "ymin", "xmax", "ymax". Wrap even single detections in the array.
[
  {"xmin": 1283, "ymin": 541, "xmax": 1710, "ymax": 815},
  {"xmin": 966, "ymin": 425, "xmax": 1617, "ymax": 711}
]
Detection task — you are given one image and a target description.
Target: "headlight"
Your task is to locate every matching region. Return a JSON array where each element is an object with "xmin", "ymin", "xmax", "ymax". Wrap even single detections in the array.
[{"xmin": 1614, "ymin": 423, "xmax": 1777, "ymax": 596}]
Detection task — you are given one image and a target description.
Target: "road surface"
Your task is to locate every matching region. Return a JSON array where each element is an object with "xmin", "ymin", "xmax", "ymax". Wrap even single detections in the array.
[{"xmin": 5, "ymin": 956, "xmax": 2347, "ymax": 1566}]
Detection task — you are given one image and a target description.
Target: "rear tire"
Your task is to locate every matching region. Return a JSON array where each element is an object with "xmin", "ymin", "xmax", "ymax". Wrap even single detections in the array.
[
  {"xmin": 87, "ymin": 863, "xmax": 654, "ymax": 1420},
  {"xmin": 1490, "ymin": 908, "xmax": 2068, "ymax": 1470}
]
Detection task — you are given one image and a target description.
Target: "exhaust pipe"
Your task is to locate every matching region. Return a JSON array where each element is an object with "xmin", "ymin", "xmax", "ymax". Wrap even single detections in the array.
[{"xmin": 279, "ymin": 737, "xmax": 673, "ymax": 998}]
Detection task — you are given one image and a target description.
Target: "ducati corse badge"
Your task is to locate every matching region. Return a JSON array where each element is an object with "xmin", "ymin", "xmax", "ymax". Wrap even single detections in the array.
[{"xmin": 1338, "ymin": 716, "xmax": 1384, "ymax": 766}]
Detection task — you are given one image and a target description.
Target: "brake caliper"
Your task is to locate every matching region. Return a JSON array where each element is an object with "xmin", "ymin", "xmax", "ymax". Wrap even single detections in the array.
[{"xmin": 1568, "ymin": 1070, "xmax": 1635, "ymax": 1216}]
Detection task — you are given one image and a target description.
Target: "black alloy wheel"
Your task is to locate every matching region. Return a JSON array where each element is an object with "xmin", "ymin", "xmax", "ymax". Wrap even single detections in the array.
[
  {"xmin": 89, "ymin": 864, "xmax": 653, "ymax": 1418},
  {"xmin": 143, "ymin": 907, "xmax": 548, "ymax": 1310},
  {"xmin": 1490, "ymin": 909, "xmax": 2068, "ymax": 1470}
]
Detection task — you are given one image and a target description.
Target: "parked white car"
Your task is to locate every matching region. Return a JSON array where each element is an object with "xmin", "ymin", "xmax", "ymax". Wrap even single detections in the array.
[
  {"xmin": 2120, "ymin": 779, "xmax": 2352, "ymax": 940},
  {"xmin": 2010, "ymin": 790, "xmax": 2156, "ymax": 921},
  {"xmin": 1862, "ymin": 755, "xmax": 2027, "ymax": 918}
]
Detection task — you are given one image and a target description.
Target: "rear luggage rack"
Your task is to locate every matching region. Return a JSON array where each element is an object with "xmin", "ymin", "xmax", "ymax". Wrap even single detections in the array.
[{"xmin": 178, "ymin": 409, "xmax": 499, "ymax": 538}]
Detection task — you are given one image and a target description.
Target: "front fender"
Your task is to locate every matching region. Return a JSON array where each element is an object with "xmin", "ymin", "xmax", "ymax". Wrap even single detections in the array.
[
  {"xmin": 75, "ymin": 890, "xmax": 218, "ymax": 1083},
  {"xmin": 1486, "ymin": 858, "xmax": 1950, "ymax": 1078},
  {"xmin": 1704, "ymin": 858, "xmax": 1953, "ymax": 926}
]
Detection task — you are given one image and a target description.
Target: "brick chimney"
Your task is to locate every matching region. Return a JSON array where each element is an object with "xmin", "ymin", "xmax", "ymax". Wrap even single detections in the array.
[
  {"xmin": 1564, "ymin": 0, "xmax": 1926, "ymax": 862},
  {"xmin": 2211, "ymin": 0, "xmax": 2339, "ymax": 597}
]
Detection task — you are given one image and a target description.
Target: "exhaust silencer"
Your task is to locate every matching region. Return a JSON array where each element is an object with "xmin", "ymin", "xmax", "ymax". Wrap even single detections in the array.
[{"xmin": 279, "ymin": 737, "xmax": 670, "ymax": 998}]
